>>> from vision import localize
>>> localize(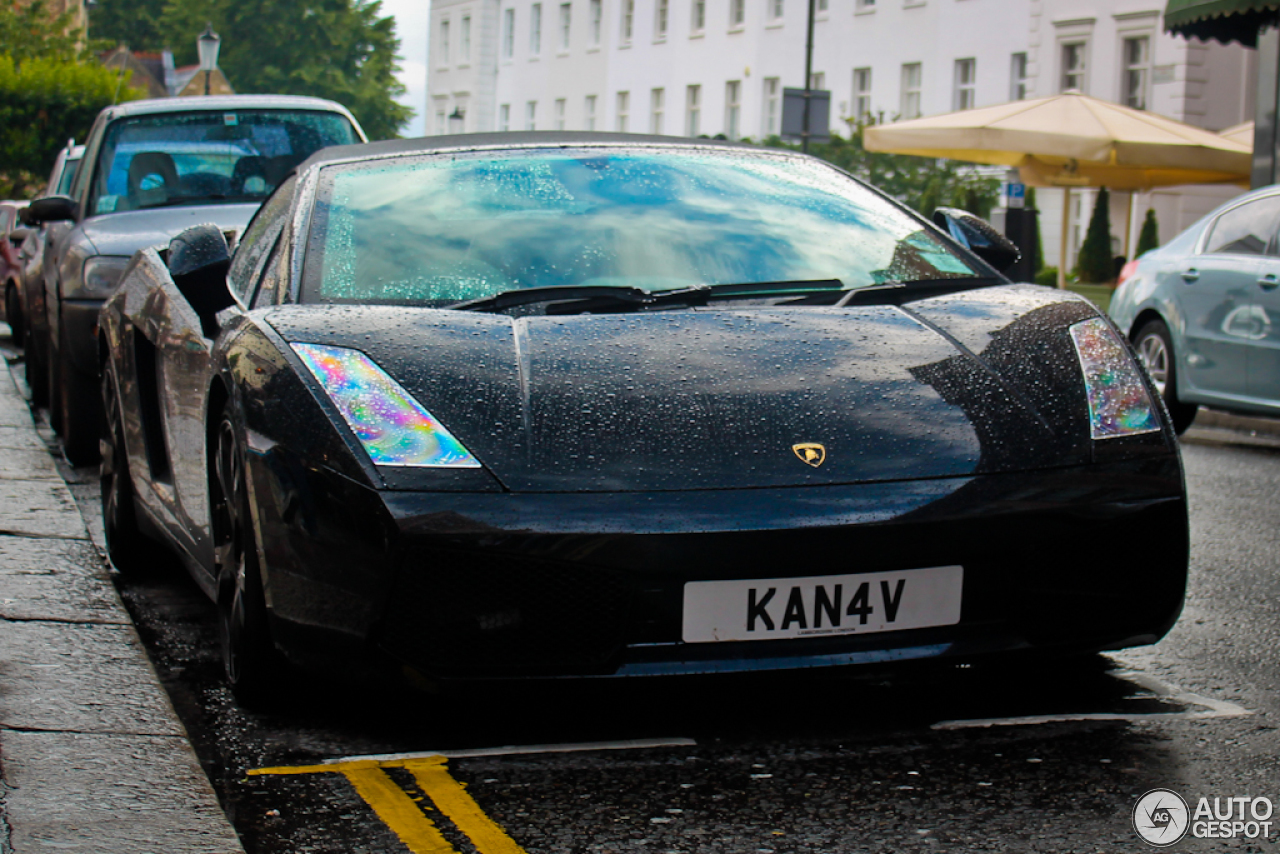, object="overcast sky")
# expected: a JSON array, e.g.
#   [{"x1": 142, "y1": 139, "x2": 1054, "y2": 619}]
[{"x1": 384, "y1": 0, "x2": 429, "y2": 137}]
